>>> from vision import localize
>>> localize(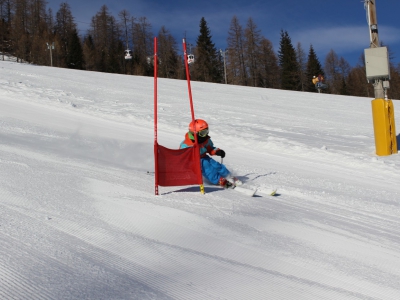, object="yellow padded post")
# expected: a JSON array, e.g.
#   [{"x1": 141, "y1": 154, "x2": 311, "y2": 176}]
[{"x1": 371, "y1": 99, "x2": 398, "y2": 156}]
